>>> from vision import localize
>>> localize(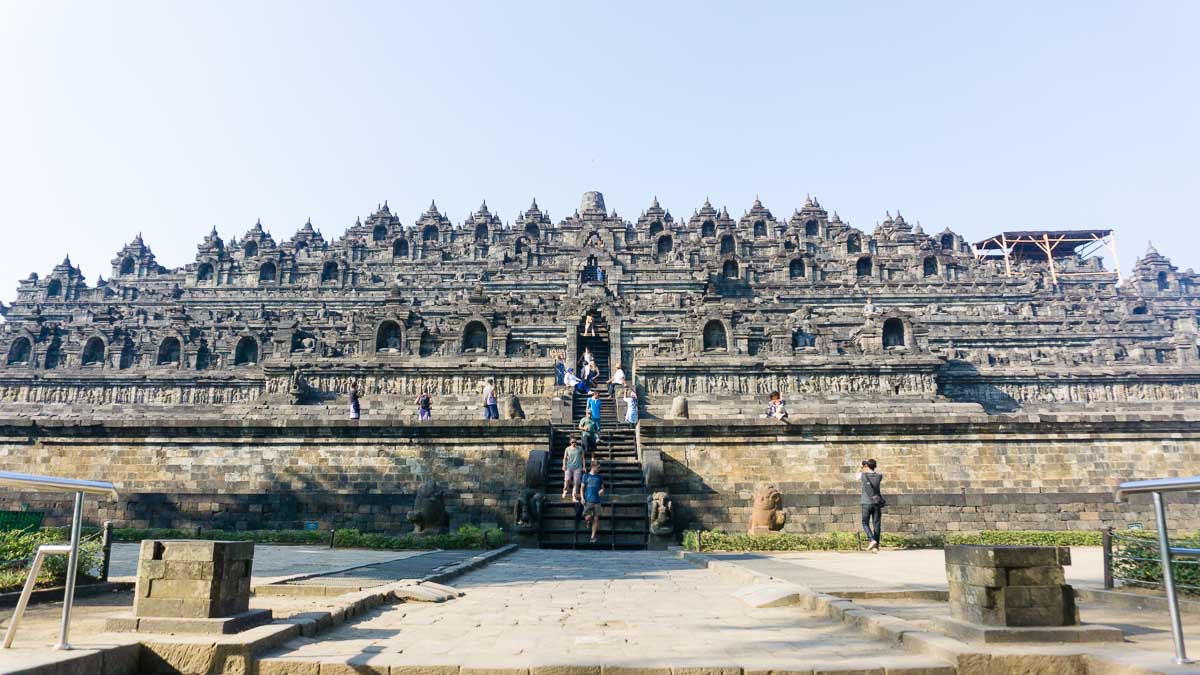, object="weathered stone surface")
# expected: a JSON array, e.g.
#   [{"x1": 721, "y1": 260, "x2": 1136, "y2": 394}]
[{"x1": 134, "y1": 540, "x2": 254, "y2": 621}]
